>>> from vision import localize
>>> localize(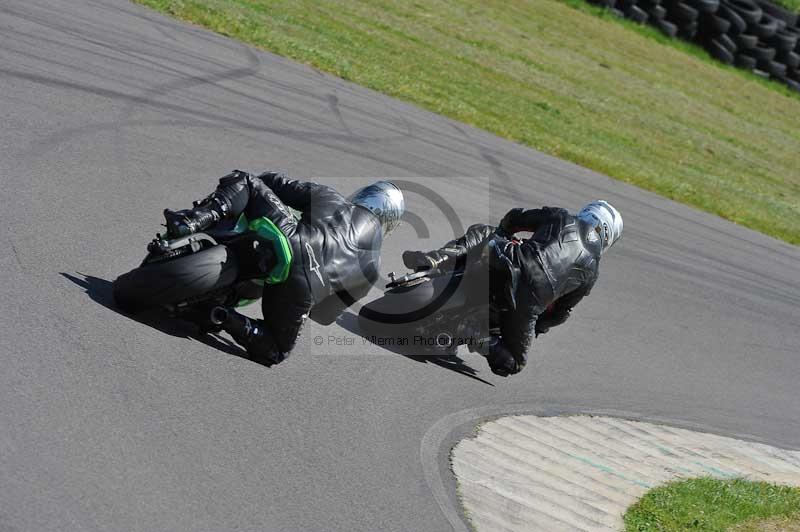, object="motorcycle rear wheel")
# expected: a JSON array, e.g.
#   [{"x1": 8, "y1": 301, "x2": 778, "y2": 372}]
[{"x1": 113, "y1": 245, "x2": 239, "y2": 313}]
